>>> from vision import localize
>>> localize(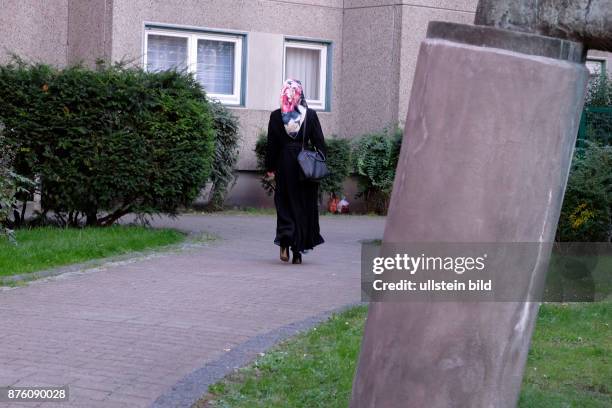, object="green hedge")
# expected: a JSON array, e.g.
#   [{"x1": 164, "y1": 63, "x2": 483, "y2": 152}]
[
  {"x1": 560, "y1": 74, "x2": 612, "y2": 241},
  {"x1": 207, "y1": 100, "x2": 241, "y2": 211},
  {"x1": 557, "y1": 142, "x2": 612, "y2": 242},
  {"x1": 0, "y1": 61, "x2": 215, "y2": 226},
  {"x1": 586, "y1": 73, "x2": 612, "y2": 107},
  {"x1": 321, "y1": 137, "x2": 351, "y2": 197},
  {"x1": 0, "y1": 124, "x2": 14, "y2": 237},
  {"x1": 0, "y1": 123, "x2": 33, "y2": 240},
  {"x1": 352, "y1": 127, "x2": 402, "y2": 214}
]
